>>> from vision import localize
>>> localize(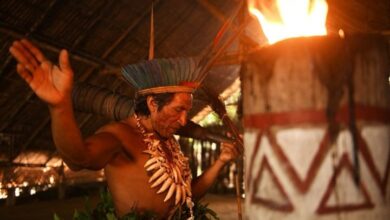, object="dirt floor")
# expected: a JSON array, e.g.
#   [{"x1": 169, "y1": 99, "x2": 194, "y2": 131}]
[{"x1": 0, "y1": 193, "x2": 243, "y2": 220}]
